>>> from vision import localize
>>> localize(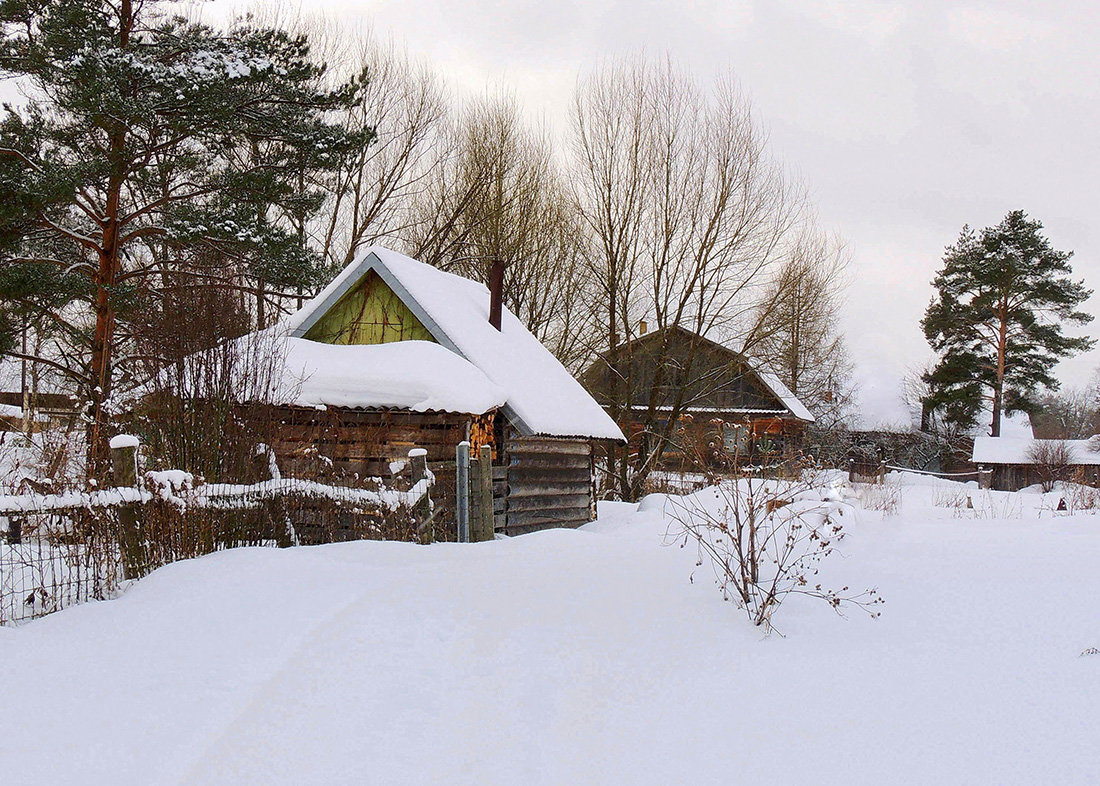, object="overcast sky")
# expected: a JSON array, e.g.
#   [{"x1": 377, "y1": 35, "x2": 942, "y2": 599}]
[{"x1": 219, "y1": 1, "x2": 1099, "y2": 425}]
